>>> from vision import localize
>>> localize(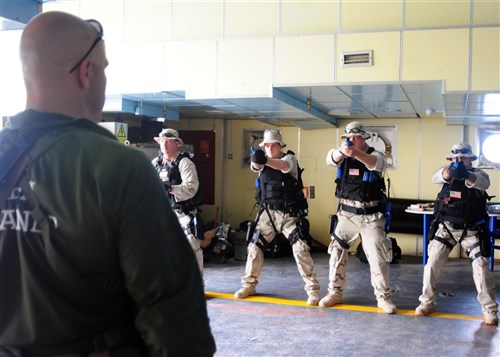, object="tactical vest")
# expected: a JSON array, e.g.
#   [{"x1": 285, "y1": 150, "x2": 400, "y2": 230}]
[
  {"x1": 256, "y1": 155, "x2": 306, "y2": 210},
  {"x1": 335, "y1": 147, "x2": 386, "y2": 203},
  {"x1": 155, "y1": 152, "x2": 202, "y2": 213},
  {"x1": 435, "y1": 171, "x2": 488, "y2": 226}
]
